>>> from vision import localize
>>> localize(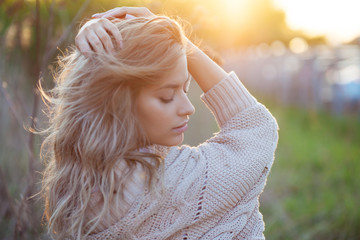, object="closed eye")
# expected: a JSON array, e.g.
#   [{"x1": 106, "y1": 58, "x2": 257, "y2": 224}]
[{"x1": 160, "y1": 97, "x2": 173, "y2": 103}]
